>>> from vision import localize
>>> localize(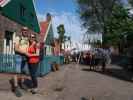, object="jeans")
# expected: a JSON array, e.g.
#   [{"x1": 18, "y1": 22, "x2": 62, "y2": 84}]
[
  {"x1": 21, "y1": 56, "x2": 27, "y2": 74},
  {"x1": 15, "y1": 52, "x2": 27, "y2": 74},
  {"x1": 28, "y1": 63, "x2": 38, "y2": 88}
]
